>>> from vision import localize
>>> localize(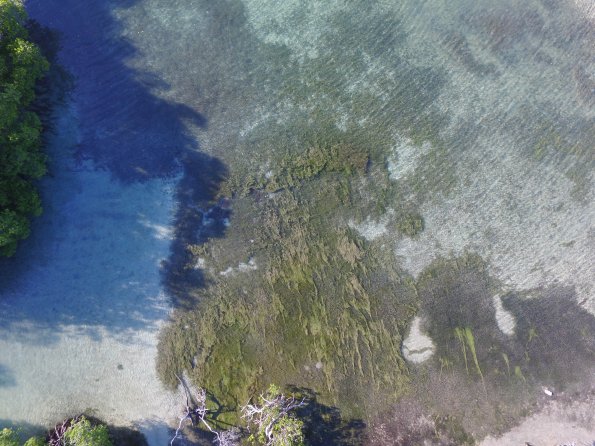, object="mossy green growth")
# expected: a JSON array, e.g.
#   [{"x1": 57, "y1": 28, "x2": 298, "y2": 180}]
[
  {"x1": 454, "y1": 327, "x2": 469, "y2": 374},
  {"x1": 265, "y1": 142, "x2": 369, "y2": 192},
  {"x1": 501, "y1": 352, "x2": 511, "y2": 377},
  {"x1": 159, "y1": 154, "x2": 418, "y2": 423},
  {"x1": 396, "y1": 212, "x2": 424, "y2": 237},
  {"x1": 454, "y1": 327, "x2": 484, "y2": 384},
  {"x1": 514, "y1": 365, "x2": 526, "y2": 382},
  {"x1": 220, "y1": 118, "x2": 377, "y2": 199}
]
